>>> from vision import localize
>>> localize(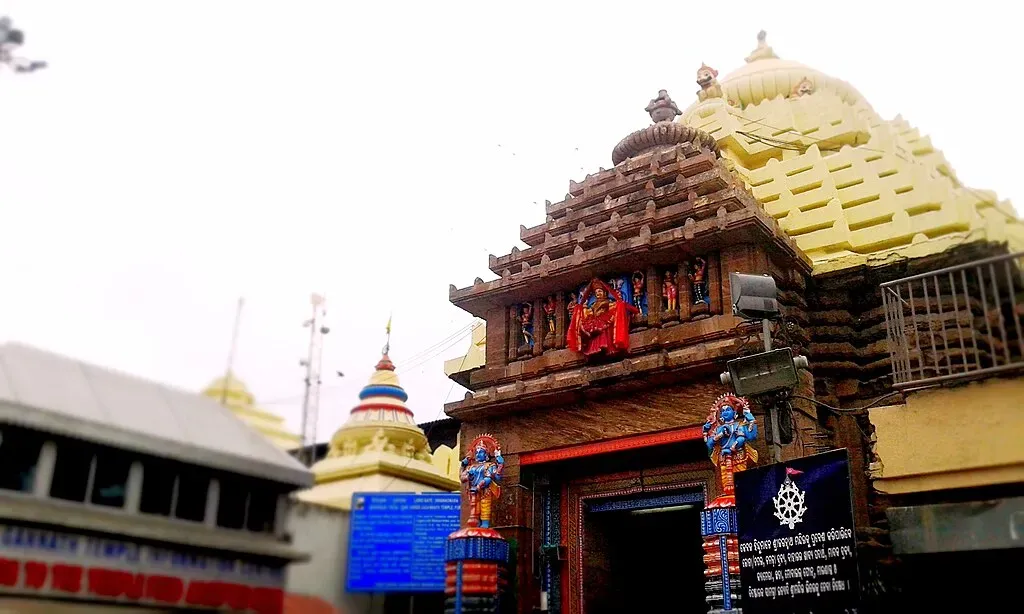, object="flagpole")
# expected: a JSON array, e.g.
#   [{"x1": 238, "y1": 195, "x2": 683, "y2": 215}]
[{"x1": 220, "y1": 297, "x2": 245, "y2": 406}]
